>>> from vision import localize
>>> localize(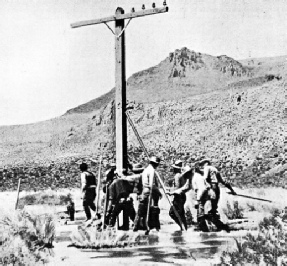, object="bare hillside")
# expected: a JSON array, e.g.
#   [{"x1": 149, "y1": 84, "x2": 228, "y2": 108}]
[{"x1": 0, "y1": 47, "x2": 287, "y2": 191}]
